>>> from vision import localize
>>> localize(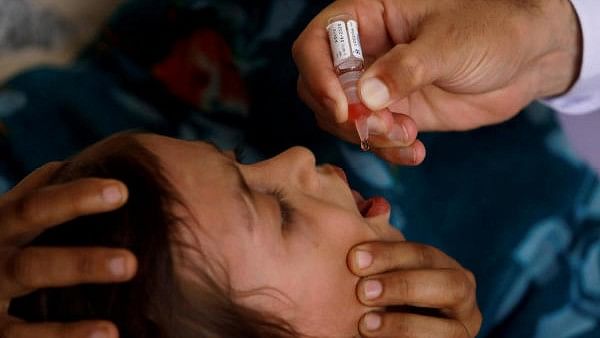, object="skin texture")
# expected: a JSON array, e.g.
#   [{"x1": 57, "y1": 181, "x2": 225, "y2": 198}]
[
  {"x1": 293, "y1": 0, "x2": 582, "y2": 165},
  {"x1": 0, "y1": 133, "x2": 481, "y2": 337}
]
